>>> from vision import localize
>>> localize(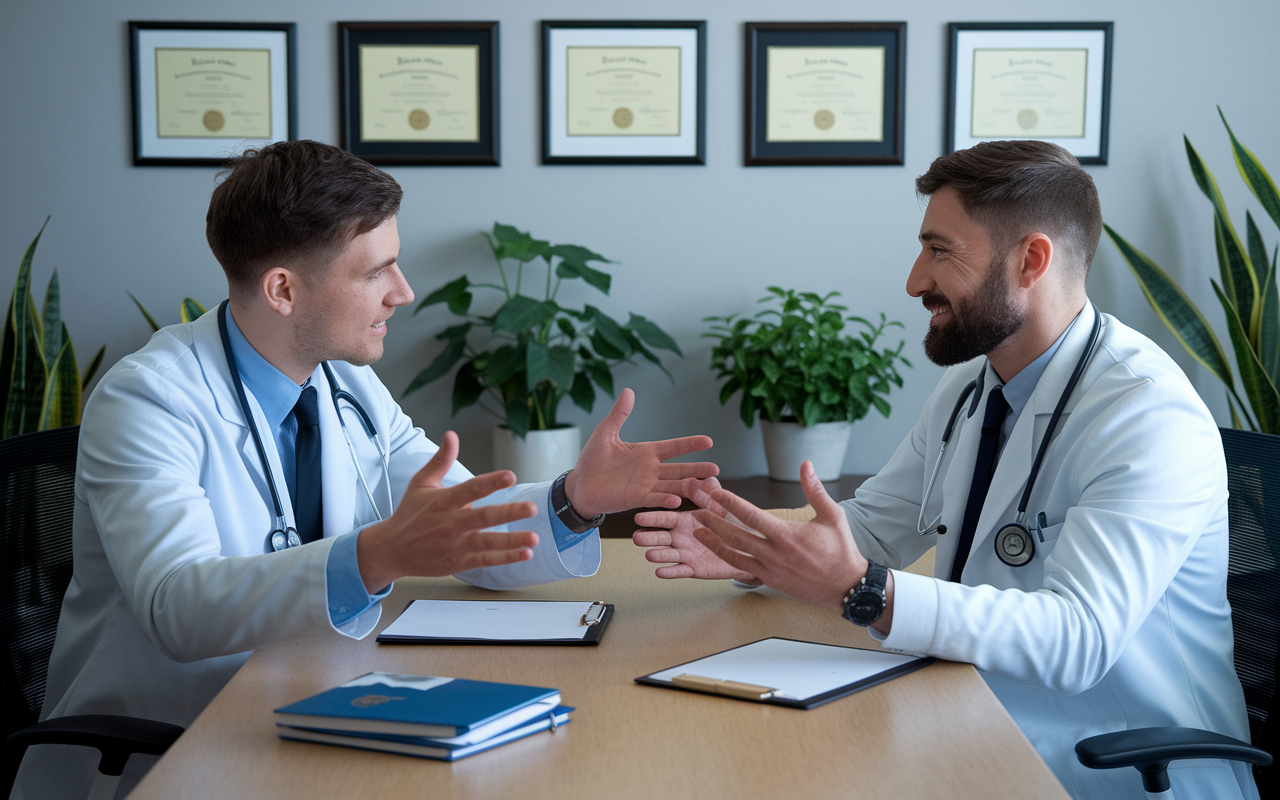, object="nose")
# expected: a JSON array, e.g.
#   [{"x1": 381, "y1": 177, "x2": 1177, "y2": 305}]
[
  {"x1": 388, "y1": 264, "x2": 415, "y2": 307},
  {"x1": 905, "y1": 250, "x2": 933, "y2": 298}
]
